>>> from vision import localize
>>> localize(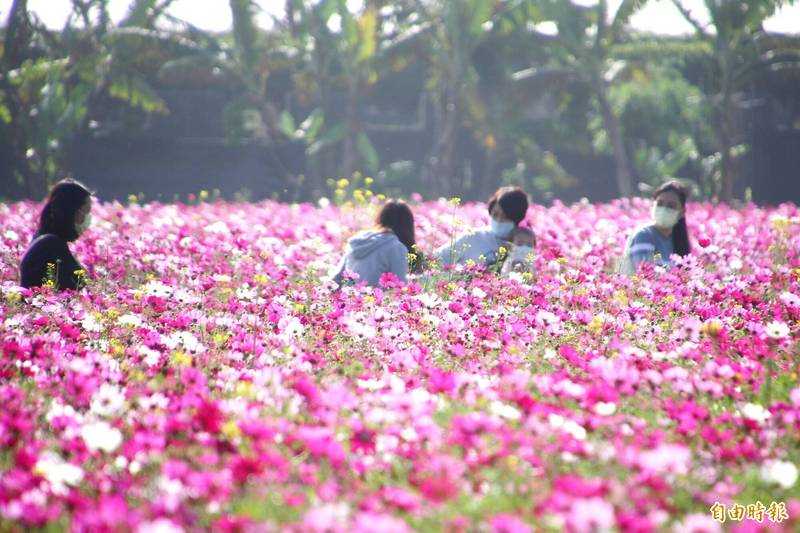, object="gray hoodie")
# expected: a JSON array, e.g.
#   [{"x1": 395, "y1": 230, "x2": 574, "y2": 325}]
[{"x1": 332, "y1": 231, "x2": 409, "y2": 288}]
